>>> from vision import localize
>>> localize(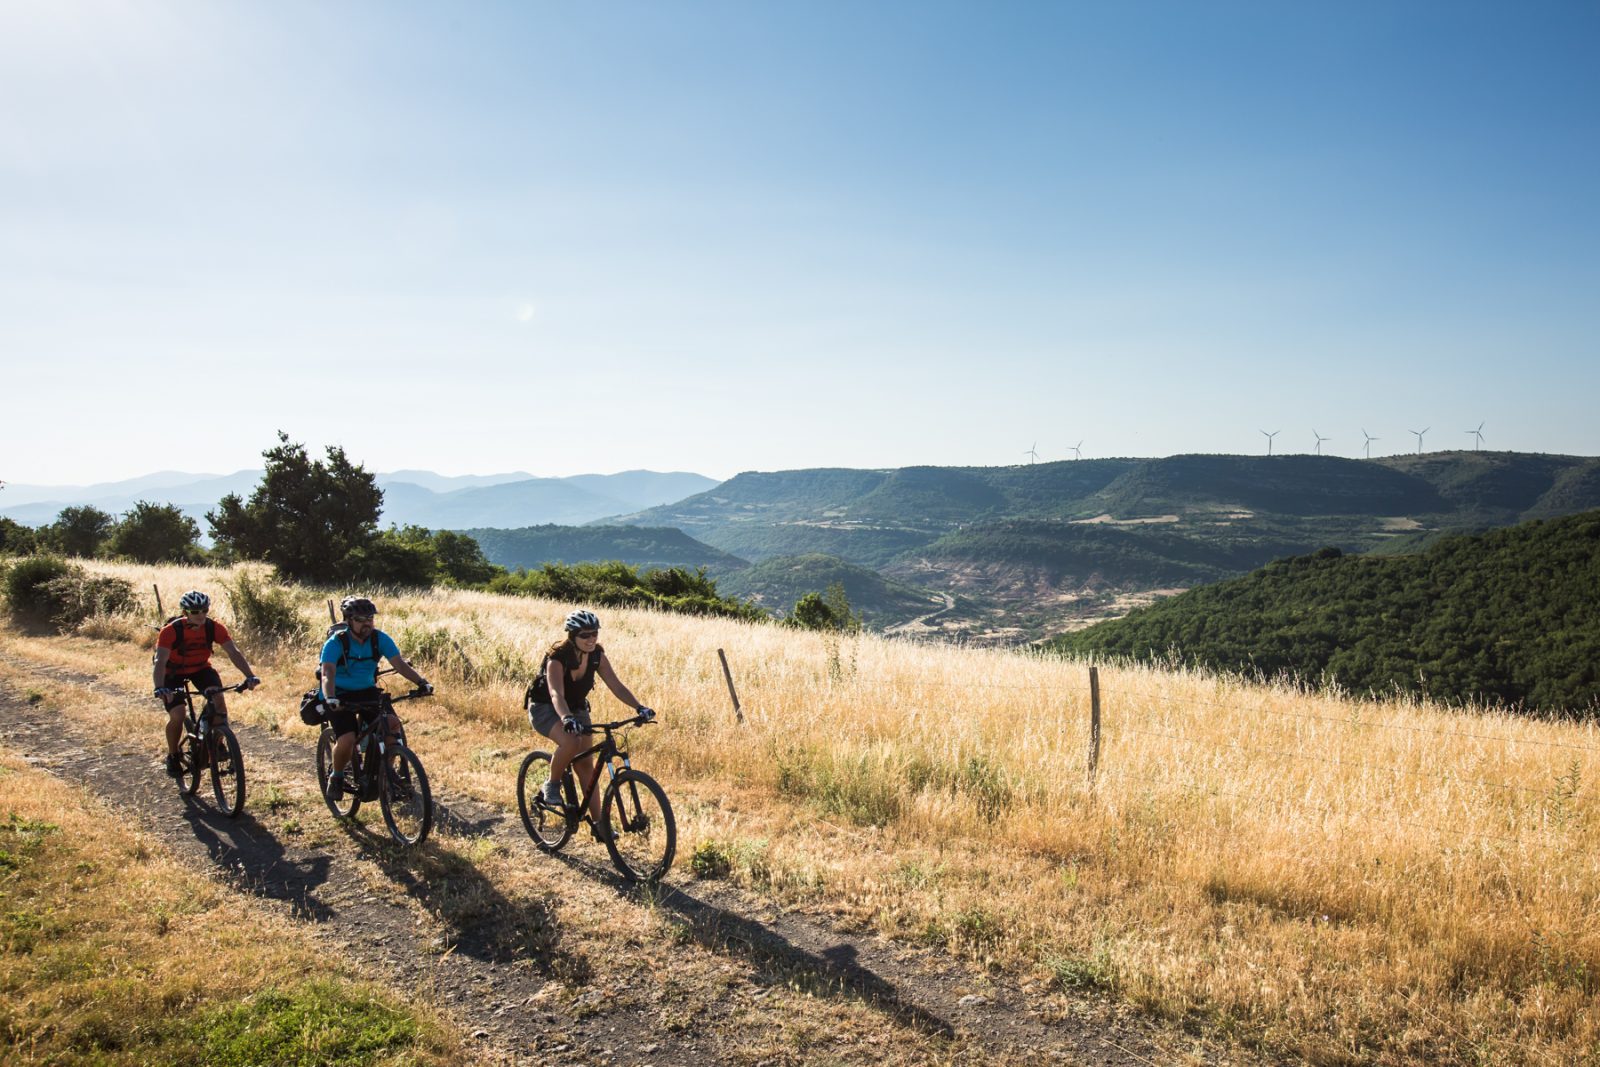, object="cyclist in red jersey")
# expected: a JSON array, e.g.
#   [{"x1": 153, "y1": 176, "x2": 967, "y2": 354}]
[{"x1": 152, "y1": 589, "x2": 260, "y2": 778}]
